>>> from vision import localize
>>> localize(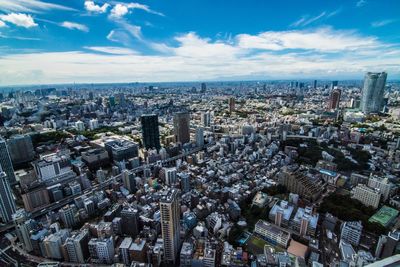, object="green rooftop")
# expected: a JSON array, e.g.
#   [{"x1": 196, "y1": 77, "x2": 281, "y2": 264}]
[{"x1": 369, "y1": 206, "x2": 399, "y2": 228}]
